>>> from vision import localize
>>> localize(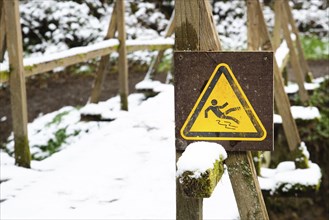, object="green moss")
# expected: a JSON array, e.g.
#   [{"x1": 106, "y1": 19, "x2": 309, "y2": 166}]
[
  {"x1": 46, "y1": 111, "x2": 70, "y2": 127},
  {"x1": 178, "y1": 160, "x2": 224, "y2": 198},
  {"x1": 56, "y1": 58, "x2": 65, "y2": 65},
  {"x1": 14, "y1": 135, "x2": 31, "y2": 168},
  {"x1": 120, "y1": 93, "x2": 128, "y2": 111},
  {"x1": 34, "y1": 128, "x2": 68, "y2": 160},
  {"x1": 293, "y1": 146, "x2": 309, "y2": 169},
  {"x1": 157, "y1": 52, "x2": 172, "y2": 74},
  {"x1": 78, "y1": 53, "x2": 86, "y2": 59},
  {"x1": 239, "y1": 158, "x2": 256, "y2": 191},
  {"x1": 301, "y1": 35, "x2": 329, "y2": 60},
  {"x1": 24, "y1": 65, "x2": 36, "y2": 72},
  {"x1": 0, "y1": 70, "x2": 9, "y2": 81},
  {"x1": 305, "y1": 71, "x2": 314, "y2": 83},
  {"x1": 274, "y1": 181, "x2": 321, "y2": 196}
]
